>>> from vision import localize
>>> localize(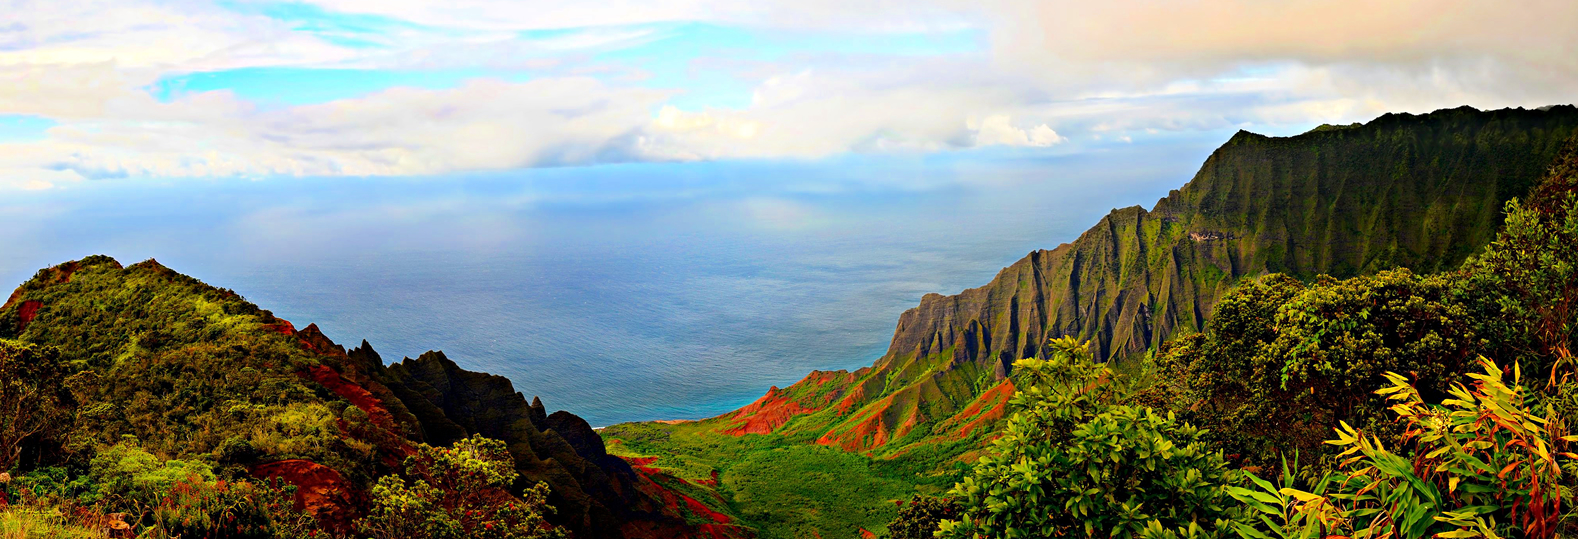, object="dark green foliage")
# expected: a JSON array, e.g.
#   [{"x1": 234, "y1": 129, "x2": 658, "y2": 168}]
[
  {"x1": 0, "y1": 339, "x2": 78, "y2": 471},
  {"x1": 358, "y1": 435, "x2": 565, "y2": 539},
  {"x1": 1455, "y1": 144, "x2": 1578, "y2": 381},
  {"x1": 884, "y1": 496, "x2": 961, "y2": 539},
  {"x1": 1159, "y1": 269, "x2": 1481, "y2": 467},
  {"x1": 940, "y1": 338, "x2": 1237, "y2": 539}
]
